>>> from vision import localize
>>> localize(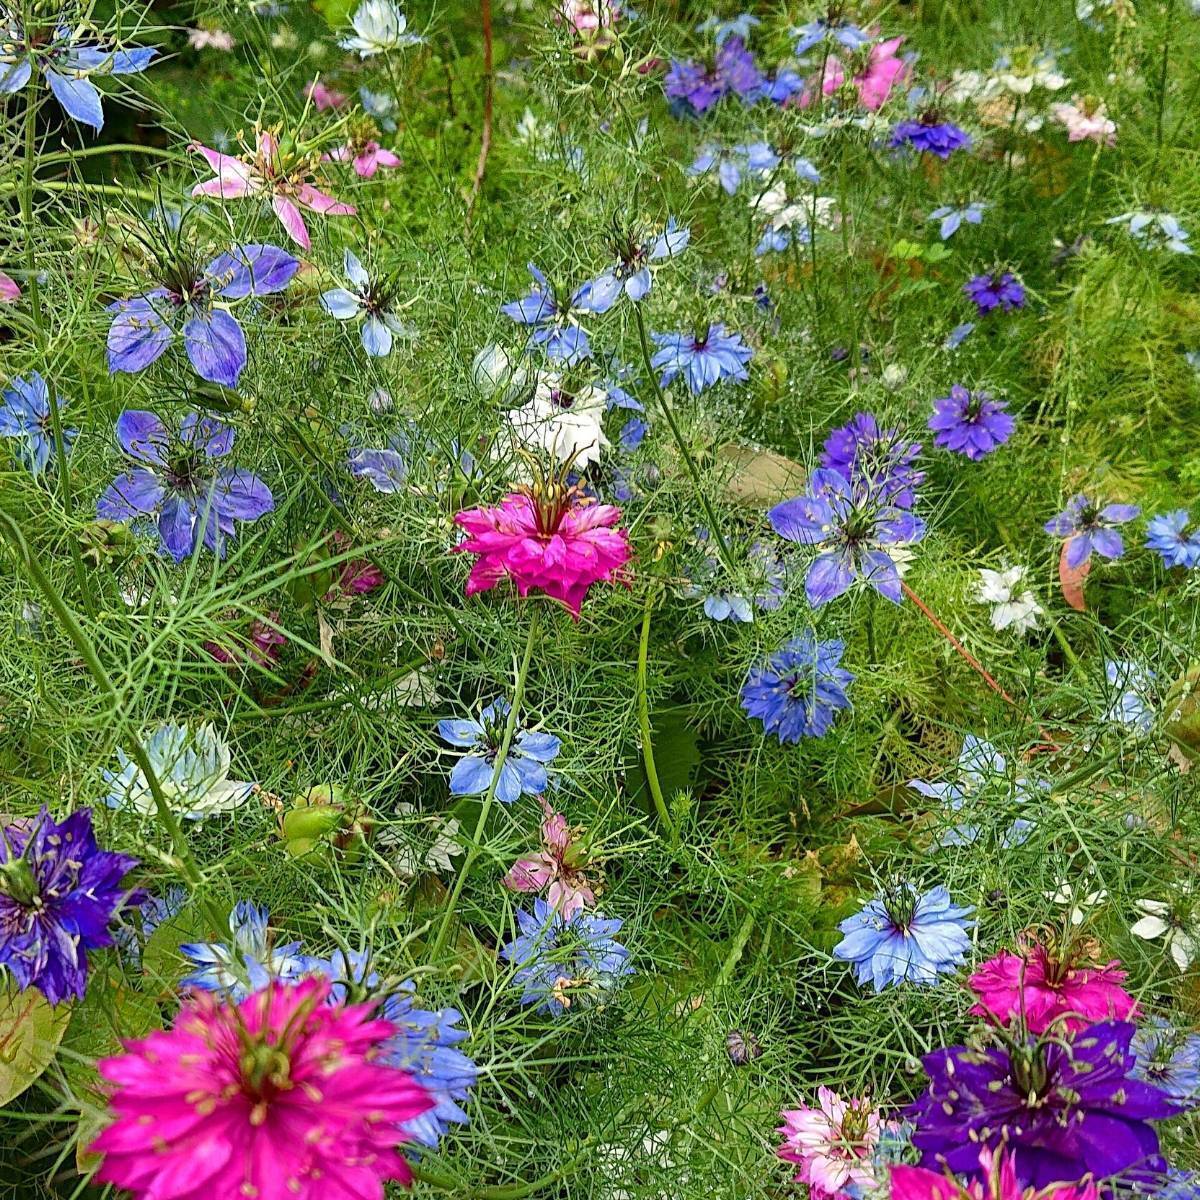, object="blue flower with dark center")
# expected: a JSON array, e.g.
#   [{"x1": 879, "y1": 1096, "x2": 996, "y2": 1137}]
[
  {"x1": 650, "y1": 322, "x2": 753, "y2": 394},
  {"x1": 741, "y1": 633, "x2": 853, "y2": 742},
  {"x1": 928, "y1": 386, "x2": 1015, "y2": 460},
  {"x1": 793, "y1": 16, "x2": 869, "y2": 55},
  {"x1": 1132, "y1": 1016, "x2": 1200, "y2": 1105},
  {"x1": 0, "y1": 372, "x2": 78, "y2": 475},
  {"x1": 1145, "y1": 510, "x2": 1200, "y2": 569},
  {"x1": 664, "y1": 35, "x2": 764, "y2": 116},
  {"x1": 1104, "y1": 659, "x2": 1155, "y2": 734},
  {"x1": 179, "y1": 901, "x2": 312, "y2": 999},
  {"x1": 833, "y1": 883, "x2": 974, "y2": 991},
  {"x1": 321, "y1": 250, "x2": 414, "y2": 357},
  {"x1": 437, "y1": 697, "x2": 561, "y2": 803},
  {"x1": 501, "y1": 263, "x2": 592, "y2": 365},
  {"x1": 890, "y1": 114, "x2": 972, "y2": 159},
  {"x1": 1044, "y1": 493, "x2": 1140, "y2": 568},
  {"x1": 964, "y1": 272, "x2": 1026, "y2": 315},
  {"x1": 575, "y1": 219, "x2": 689, "y2": 311},
  {"x1": 820, "y1": 412, "x2": 924, "y2": 508}
]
